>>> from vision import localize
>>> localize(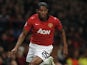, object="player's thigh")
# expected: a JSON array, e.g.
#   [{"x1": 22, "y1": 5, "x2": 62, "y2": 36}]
[
  {"x1": 26, "y1": 47, "x2": 34, "y2": 63},
  {"x1": 30, "y1": 56, "x2": 43, "y2": 65},
  {"x1": 35, "y1": 45, "x2": 53, "y2": 61}
]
